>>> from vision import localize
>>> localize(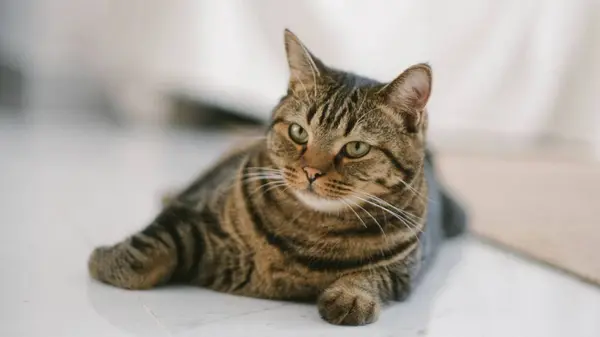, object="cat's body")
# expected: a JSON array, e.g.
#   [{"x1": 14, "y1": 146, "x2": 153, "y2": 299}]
[{"x1": 88, "y1": 30, "x2": 466, "y2": 326}]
